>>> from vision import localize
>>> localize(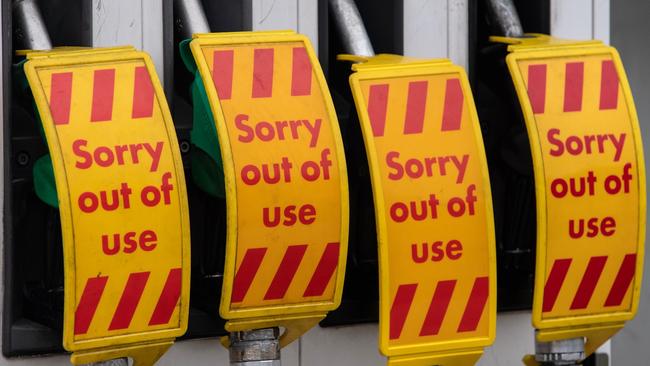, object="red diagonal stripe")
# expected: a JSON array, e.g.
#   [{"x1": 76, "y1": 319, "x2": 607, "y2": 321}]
[
  {"x1": 527, "y1": 64, "x2": 547, "y2": 114},
  {"x1": 367, "y1": 84, "x2": 389, "y2": 137},
  {"x1": 50, "y1": 72, "x2": 73, "y2": 125},
  {"x1": 303, "y1": 242, "x2": 340, "y2": 297},
  {"x1": 403, "y1": 81, "x2": 428, "y2": 134},
  {"x1": 232, "y1": 248, "x2": 267, "y2": 303},
  {"x1": 605, "y1": 254, "x2": 636, "y2": 307},
  {"x1": 291, "y1": 47, "x2": 312, "y2": 96},
  {"x1": 600, "y1": 60, "x2": 619, "y2": 110},
  {"x1": 252, "y1": 48, "x2": 274, "y2": 98},
  {"x1": 543, "y1": 259, "x2": 572, "y2": 312},
  {"x1": 132, "y1": 66, "x2": 154, "y2": 118},
  {"x1": 458, "y1": 277, "x2": 489, "y2": 332},
  {"x1": 264, "y1": 245, "x2": 308, "y2": 300},
  {"x1": 108, "y1": 272, "x2": 150, "y2": 330},
  {"x1": 563, "y1": 62, "x2": 584, "y2": 112},
  {"x1": 570, "y1": 256, "x2": 608, "y2": 310},
  {"x1": 91, "y1": 69, "x2": 116, "y2": 122},
  {"x1": 390, "y1": 284, "x2": 417, "y2": 340},
  {"x1": 441, "y1": 78, "x2": 464, "y2": 131},
  {"x1": 419, "y1": 280, "x2": 456, "y2": 336},
  {"x1": 149, "y1": 268, "x2": 182, "y2": 326},
  {"x1": 74, "y1": 276, "x2": 108, "y2": 335},
  {"x1": 212, "y1": 50, "x2": 234, "y2": 100}
]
